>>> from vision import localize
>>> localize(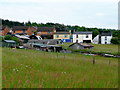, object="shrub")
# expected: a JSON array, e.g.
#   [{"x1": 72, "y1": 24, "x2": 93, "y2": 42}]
[{"x1": 111, "y1": 37, "x2": 120, "y2": 44}]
